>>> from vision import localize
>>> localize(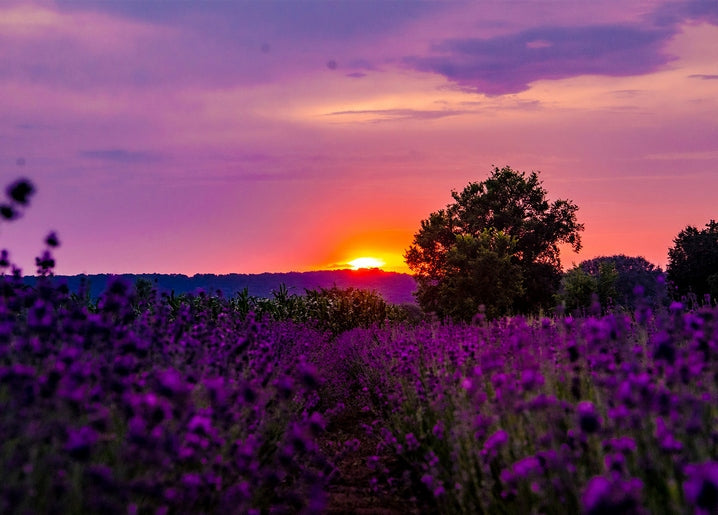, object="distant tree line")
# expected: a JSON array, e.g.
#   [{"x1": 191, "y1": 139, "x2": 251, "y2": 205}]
[{"x1": 21, "y1": 269, "x2": 417, "y2": 306}]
